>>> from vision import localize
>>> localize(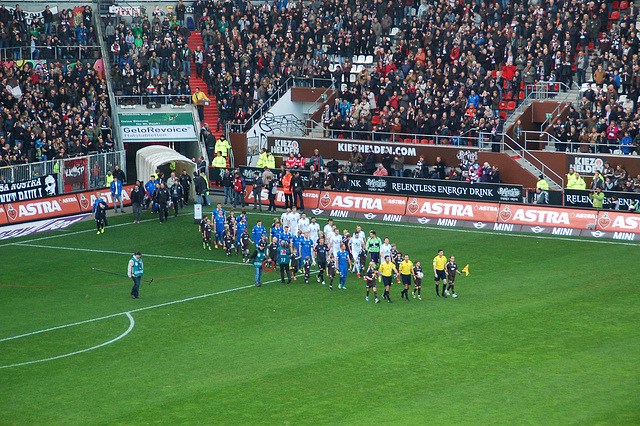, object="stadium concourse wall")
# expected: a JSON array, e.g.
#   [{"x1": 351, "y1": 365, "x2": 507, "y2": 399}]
[
  {"x1": 0, "y1": 185, "x2": 135, "y2": 227},
  {"x1": 242, "y1": 185, "x2": 640, "y2": 241}
]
